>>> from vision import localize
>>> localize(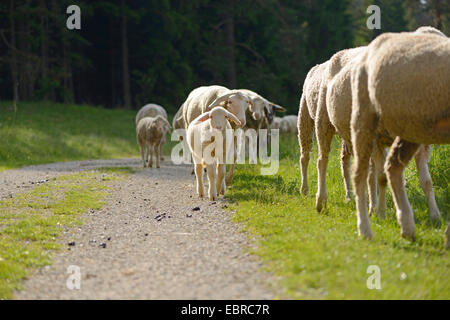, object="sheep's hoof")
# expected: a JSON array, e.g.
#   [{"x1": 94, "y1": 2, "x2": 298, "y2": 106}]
[
  {"x1": 401, "y1": 229, "x2": 416, "y2": 242},
  {"x1": 156, "y1": 165, "x2": 160, "y2": 169},
  {"x1": 315, "y1": 195, "x2": 326, "y2": 213},
  {"x1": 429, "y1": 211, "x2": 441, "y2": 227},
  {"x1": 300, "y1": 185, "x2": 308, "y2": 196},
  {"x1": 344, "y1": 193, "x2": 353, "y2": 203},
  {"x1": 358, "y1": 227, "x2": 373, "y2": 240}
]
